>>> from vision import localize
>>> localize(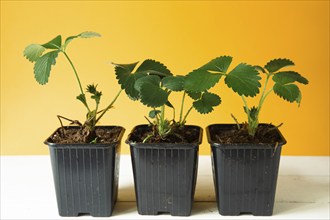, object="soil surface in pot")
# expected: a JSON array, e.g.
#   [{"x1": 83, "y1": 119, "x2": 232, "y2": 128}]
[
  {"x1": 129, "y1": 125, "x2": 200, "y2": 144},
  {"x1": 210, "y1": 124, "x2": 283, "y2": 144},
  {"x1": 50, "y1": 126, "x2": 122, "y2": 144}
]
